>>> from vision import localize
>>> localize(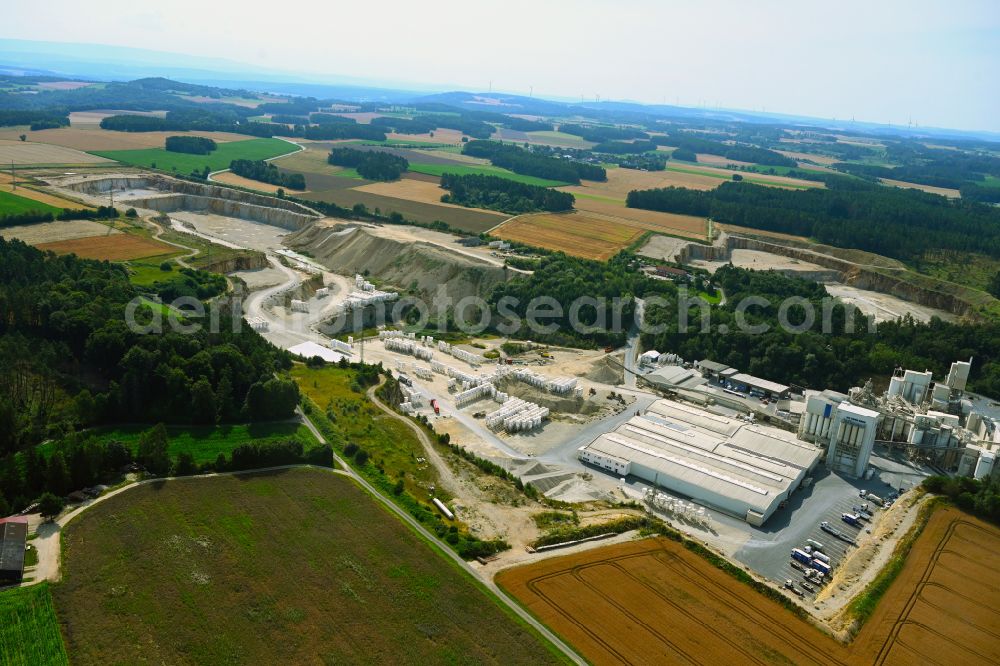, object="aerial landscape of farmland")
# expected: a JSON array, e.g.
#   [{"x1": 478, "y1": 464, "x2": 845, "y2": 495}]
[{"x1": 1, "y1": 3, "x2": 999, "y2": 665}]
